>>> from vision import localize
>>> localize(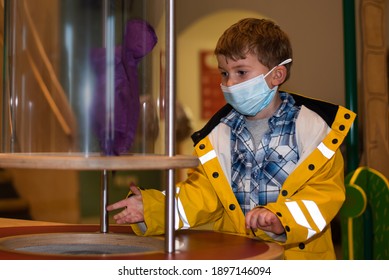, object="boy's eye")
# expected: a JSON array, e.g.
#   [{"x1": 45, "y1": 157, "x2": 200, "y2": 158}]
[
  {"x1": 237, "y1": 70, "x2": 247, "y2": 76},
  {"x1": 220, "y1": 71, "x2": 228, "y2": 78}
]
